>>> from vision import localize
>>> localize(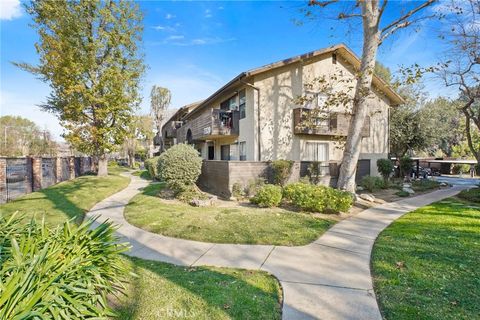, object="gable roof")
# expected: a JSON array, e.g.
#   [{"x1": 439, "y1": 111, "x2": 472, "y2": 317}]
[{"x1": 165, "y1": 44, "x2": 404, "y2": 124}]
